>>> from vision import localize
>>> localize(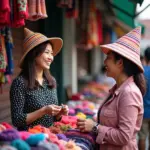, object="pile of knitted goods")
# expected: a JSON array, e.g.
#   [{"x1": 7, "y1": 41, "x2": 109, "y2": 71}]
[
  {"x1": 49, "y1": 115, "x2": 78, "y2": 134},
  {"x1": 65, "y1": 129, "x2": 96, "y2": 150},
  {"x1": 67, "y1": 100, "x2": 96, "y2": 119},
  {"x1": 0, "y1": 122, "x2": 82, "y2": 150},
  {"x1": 51, "y1": 116, "x2": 96, "y2": 150}
]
